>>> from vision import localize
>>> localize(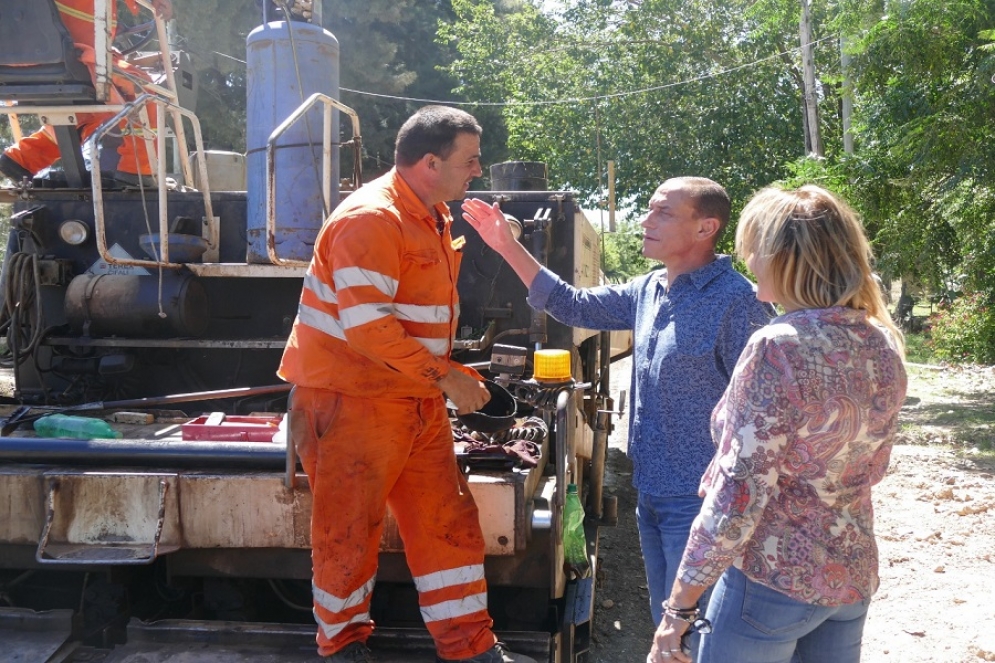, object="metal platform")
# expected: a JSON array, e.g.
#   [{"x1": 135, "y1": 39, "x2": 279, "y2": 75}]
[{"x1": 101, "y1": 620, "x2": 550, "y2": 663}]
